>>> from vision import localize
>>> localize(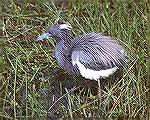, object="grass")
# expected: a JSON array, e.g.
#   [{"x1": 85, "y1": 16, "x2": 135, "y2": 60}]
[{"x1": 1, "y1": 0, "x2": 149, "y2": 119}]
